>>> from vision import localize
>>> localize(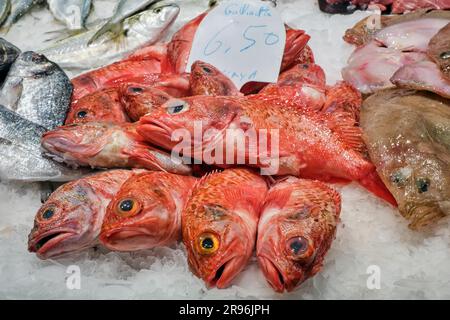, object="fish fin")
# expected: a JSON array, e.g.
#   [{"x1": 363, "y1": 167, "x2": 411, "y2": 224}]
[
  {"x1": 88, "y1": 21, "x2": 123, "y2": 45},
  {"x1": 222, "y1": 182, "x2": 267, "y2": 214},
  {"x1": 359, "y1": 171, "x2": 397, "y2": 206},
  {"x1": 325, "y1": 111, "x2": 366, "y2": 154},
  {"x1": 44, "y1": 28, "x2": 87, "y2": 43}
]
